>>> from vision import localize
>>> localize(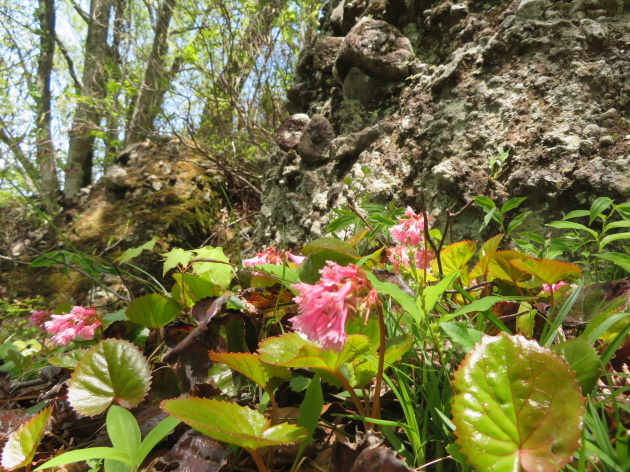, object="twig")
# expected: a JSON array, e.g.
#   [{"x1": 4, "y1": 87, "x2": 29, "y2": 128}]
[
  {"x1": 26, "y1": 246, "x2": 131, "y2": 303},
  {"x1": 201, "y1": 211, "x2": 260, "y2": 247},
  {"x1": 162, "y1": 293, "x2": 231, "y2": 363},
  {"x1": 445, "y1": 281, "x2": 495, "y2": 293}
]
